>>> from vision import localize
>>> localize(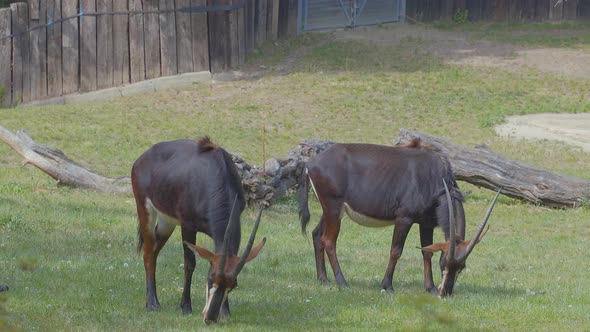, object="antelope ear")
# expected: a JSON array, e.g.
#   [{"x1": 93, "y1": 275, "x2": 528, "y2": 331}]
[
  {"x1": 245, "y1": 237, "x2": 267, "y2": 263},
  {"x1": 184, "y1": 241, "x2": 215, "y2": 263},
  {"x1": 420, "y1": 242, "x2": 449, "y2": 253}
]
